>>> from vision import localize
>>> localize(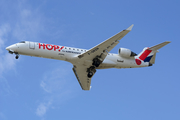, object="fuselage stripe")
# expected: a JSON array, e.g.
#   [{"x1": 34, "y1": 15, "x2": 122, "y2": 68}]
[{"x1": 139, "y1": 49, "x2": 152, "y2": 61}]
